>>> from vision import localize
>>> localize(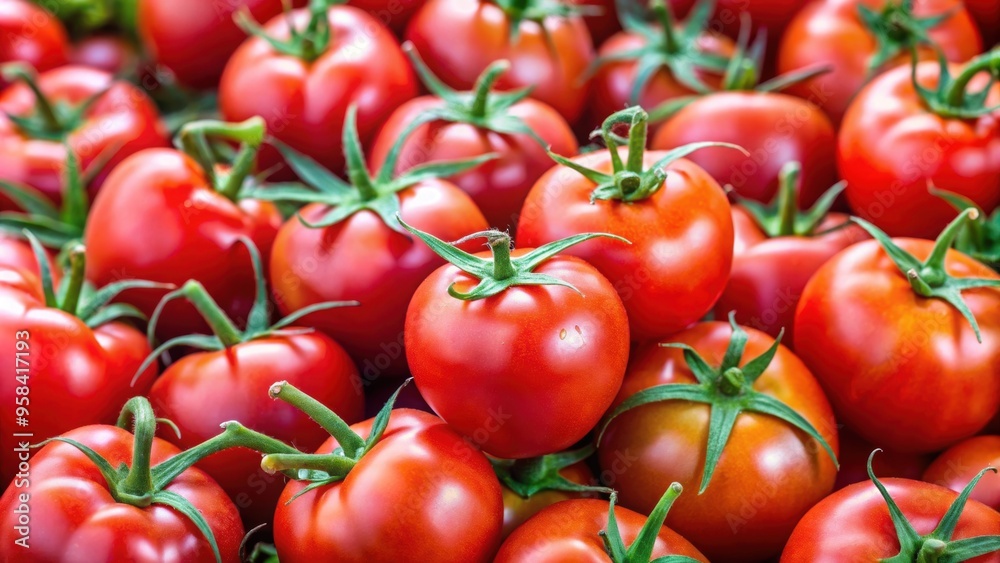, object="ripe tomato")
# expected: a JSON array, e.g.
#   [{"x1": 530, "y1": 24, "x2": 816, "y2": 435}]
[
  {"x1": 69, "y1": 35, "x2": 139, "y2": 75},
  {"x1": 348, "y1": 0, "x2": 424, "y2": 32},
  {"x1": 794, "y1": 212, "x2": 1000, "y2": 453},
  {"x1": 834, "y1": 429, "x2": 931, "y2": 491},
  {"x1": 778, "y1": 0, "x2": 981, "y2": 125},
  {"x1": 0, "y1": 65, "x2": 168, "y2": 207},
  {"x1": 403, "y1": 222, "x2": 630, "y2": 459},
  {"x1": 839, "y1": 55, "x2": 1000, "y2": 239},
  {"x1": 925, "y1": 436, "x2": 1000, "y2": 511},
  {"x1": 0, "y1": 0, "x2": 68, "y2": 89},
  {"x1": 370, "y1": 46, "x2": 577, "y2": 232},
  {"x1": 219, "y1": 4, "x2": 416, "y2": 177},
  {"x1": 965, "y1": 0, "x2": 1000, "y2": 45},
  {"x1": 598, "y1": 319, "x2": 839, "y2": 562},
  {"x1": 405, "y1": 0, "x2": 595, "y2": 123},
  {"x1": 0, "y1": 232, "x2": 54, "y2": 278},
  {"x1": 519, "y1": 107, "x2": 734, "y2": 341}
]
